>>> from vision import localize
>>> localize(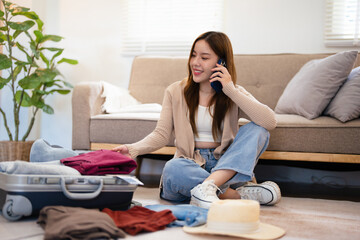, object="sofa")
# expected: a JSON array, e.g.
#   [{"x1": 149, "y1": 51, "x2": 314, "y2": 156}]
[{"x1": 72, "y1": 53, "x2": 360, "y2": 175}]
